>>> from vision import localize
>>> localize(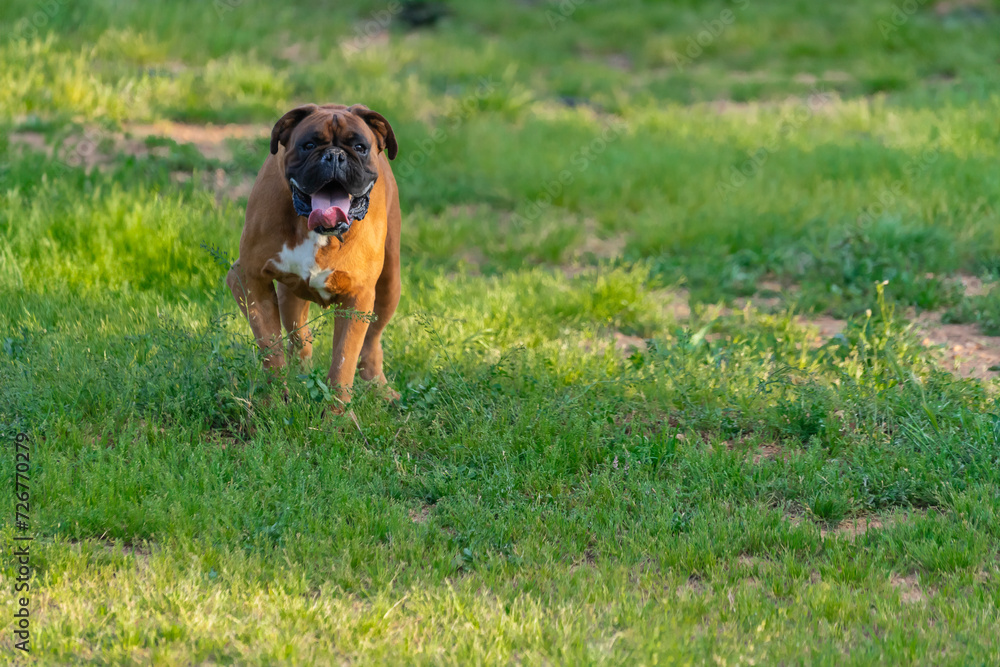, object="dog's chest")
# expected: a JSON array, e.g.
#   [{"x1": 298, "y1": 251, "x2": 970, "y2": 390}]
[{"x1": 267, "y1": 233, "x2": 337, "y2": 300}]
